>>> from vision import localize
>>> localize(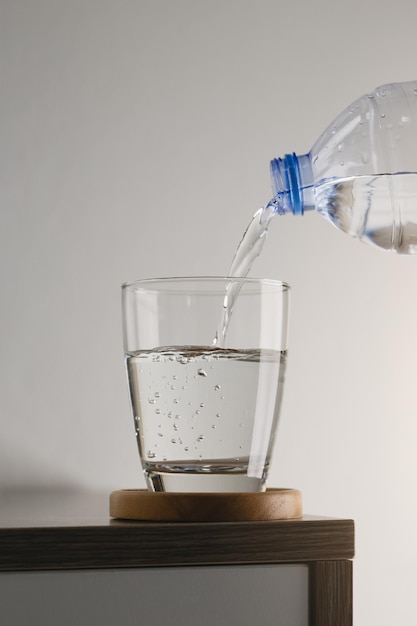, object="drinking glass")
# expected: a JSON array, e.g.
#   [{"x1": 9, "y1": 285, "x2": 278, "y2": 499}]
[{"x1": 122, "y1": 277, "x2": 290, "y2": 492}]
